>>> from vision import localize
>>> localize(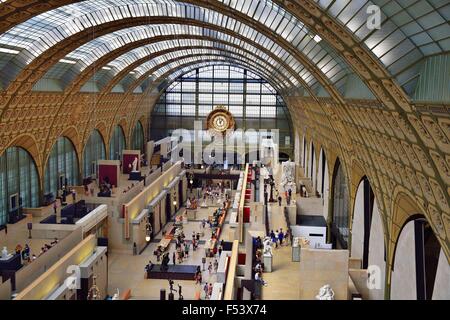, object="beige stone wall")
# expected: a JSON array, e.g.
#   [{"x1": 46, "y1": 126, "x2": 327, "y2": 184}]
[
  {"x1": 0, "y1": 91, "x2": 157, "y2": 195},
  {"x1": 288, "y1": 96, "x2": 450, "y2": 298},
  {"x1": 298, "y1": 248, "x2": 349, "y2": 300}
]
